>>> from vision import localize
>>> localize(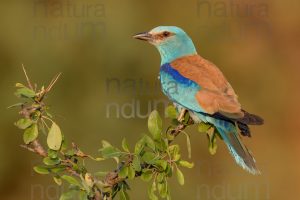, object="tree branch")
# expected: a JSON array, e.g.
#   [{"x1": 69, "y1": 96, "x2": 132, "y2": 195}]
[{"x1": 12, "y1": 68, "x2": 199, "y2": 200}]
